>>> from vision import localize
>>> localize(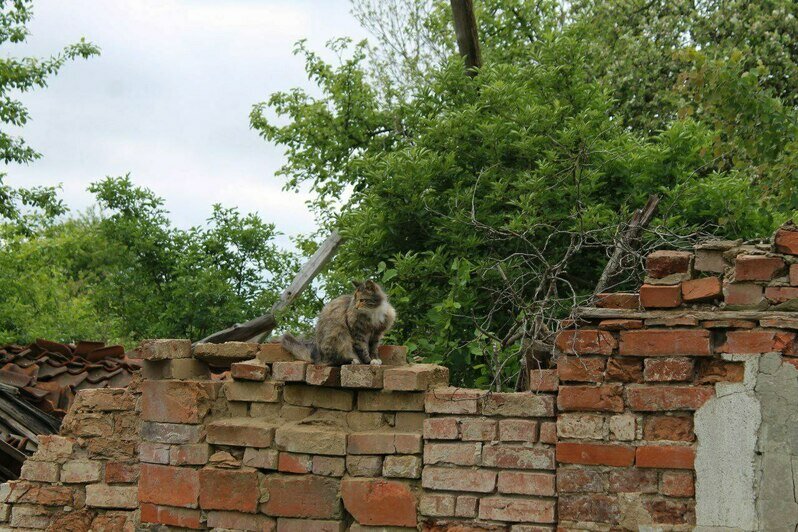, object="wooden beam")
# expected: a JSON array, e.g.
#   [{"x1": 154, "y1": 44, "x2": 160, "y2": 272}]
[
  {"x1": 575, "y1": 307, "x2": 798, "y2": 322},
  {"x1": 450, "y1": 0, "x2": 481, "y2": 75},
  {"x1": 197, "y1": 231, "x2": 343, "y2": 344}
]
